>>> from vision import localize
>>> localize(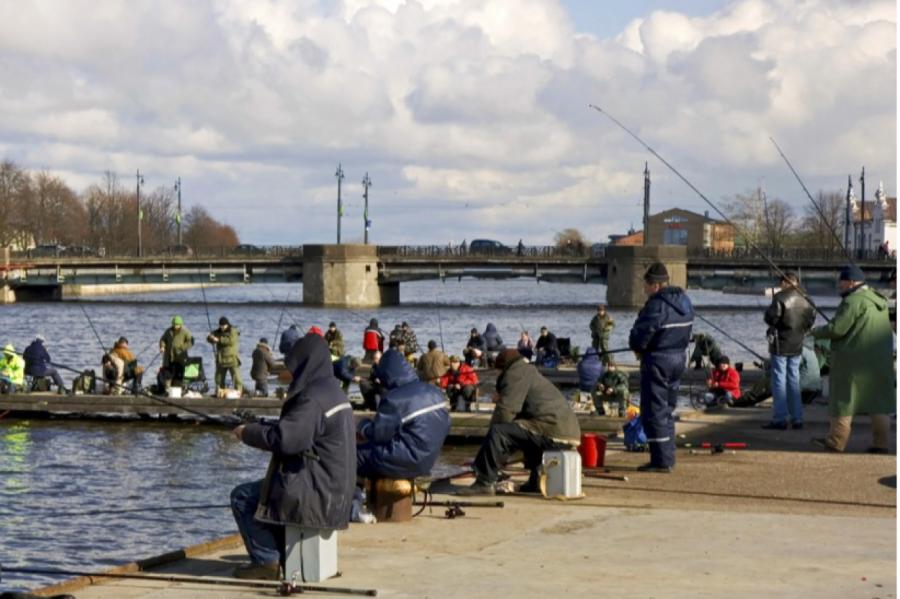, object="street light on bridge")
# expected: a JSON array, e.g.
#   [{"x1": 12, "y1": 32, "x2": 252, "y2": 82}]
[
  {"x1": 362, "y1": 172, "x2": 372, "y2": 245},
  {"x1": 136, "y1": 169, "x2": 145, "y2": 257},
  {"x1": 335, "y1": 163, "x2": 345, "y2": 244}
]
